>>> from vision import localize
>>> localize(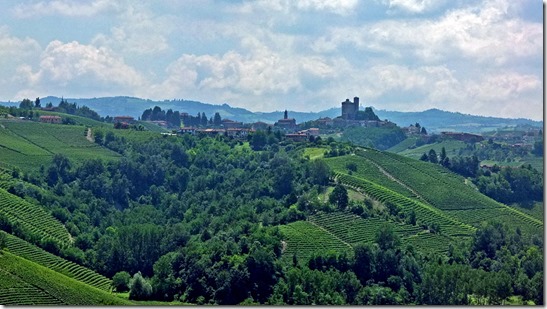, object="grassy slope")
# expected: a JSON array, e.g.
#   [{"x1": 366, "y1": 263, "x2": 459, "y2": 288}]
[
  {"x1": 0, "y1": 188, "x2": 71, "y2": 245},
  {"x1": 386, "y1": 136, "x2": 419, "y2": 153},
  {"x1": 298, "y1": 147, "x2": 542, "y2": 259},
  {"x1": 397, "y1": 139, "x2": 466, "y2": 159},
  {"x1": 0, "y1": 251, "x2": 131, "y2": 305},
  {"x1": 3, "y1": 232, "x2": 111, "y2": 291},
  {"x1": 0, "y1": 120, "x2": 120, "y2": 172}
]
